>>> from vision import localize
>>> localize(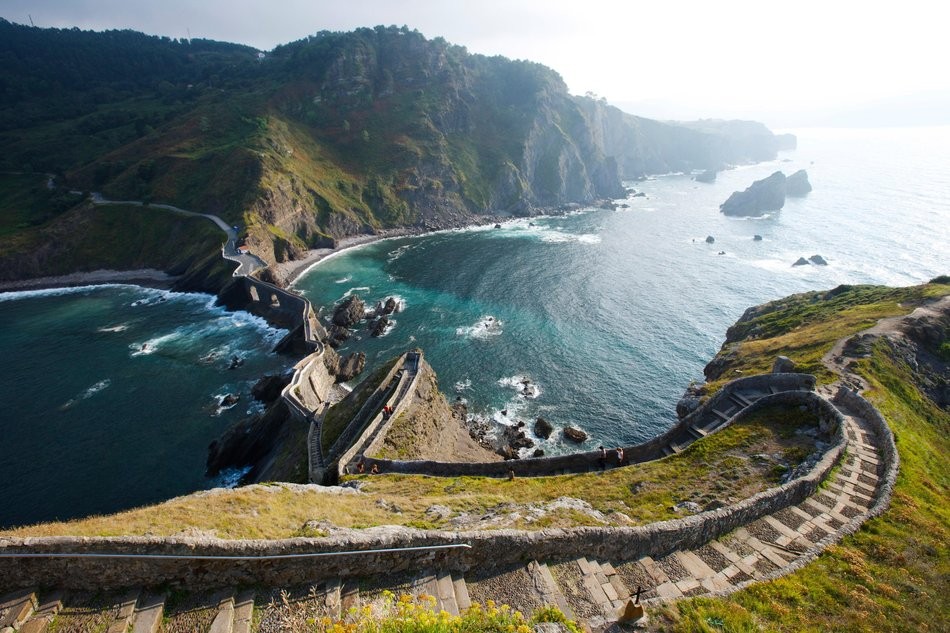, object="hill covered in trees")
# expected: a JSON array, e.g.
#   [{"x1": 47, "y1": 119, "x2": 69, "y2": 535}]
[{"x1": 0, "y1": 20, "x2": 785, "y2": 287}]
